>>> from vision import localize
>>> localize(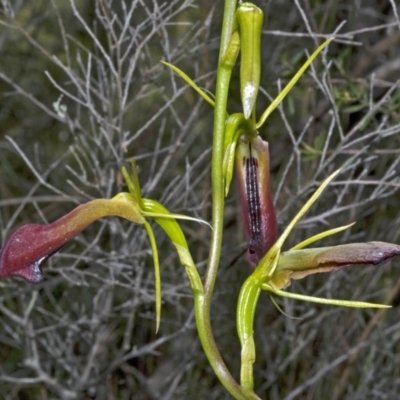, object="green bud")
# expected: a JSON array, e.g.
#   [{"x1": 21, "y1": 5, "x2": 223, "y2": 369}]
[
  {"x1": 236, "y1": 2, "x2": 263, "y2": 119},
  {"x1": 220, "y1": 29, "x2": 240, "y2": 70}
]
